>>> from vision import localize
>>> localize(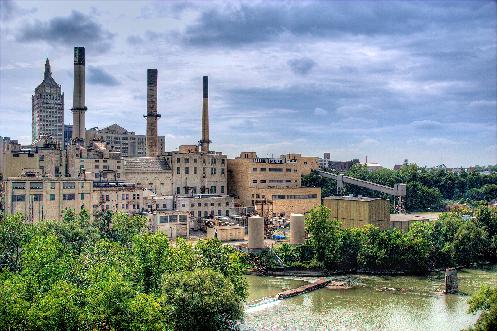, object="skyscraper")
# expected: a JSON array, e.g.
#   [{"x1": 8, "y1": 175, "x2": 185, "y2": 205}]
[{"x1": 32, "y1": 59, "x2": 64, "y2": 145}]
